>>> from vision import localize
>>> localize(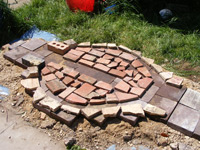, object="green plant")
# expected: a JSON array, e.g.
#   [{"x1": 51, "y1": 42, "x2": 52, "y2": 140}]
[{"x1": 66, "y1": 145, "x2": 86, "y2": 150}]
